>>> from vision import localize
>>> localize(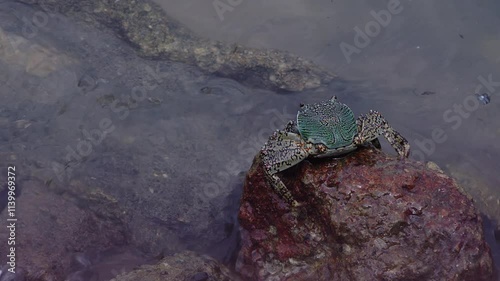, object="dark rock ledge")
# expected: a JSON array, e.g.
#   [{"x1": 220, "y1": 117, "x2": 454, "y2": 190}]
[{"x1": 16, "y1": 0, "x2": 335, "y2": 92}]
